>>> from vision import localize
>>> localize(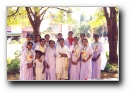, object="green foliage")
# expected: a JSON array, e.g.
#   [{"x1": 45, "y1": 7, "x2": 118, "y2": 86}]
[
  {"x1": 11, "y1": 40, "x2": 19, "y2": 44},
  {"x1": 19, "y1": 38, "x2": 25, "y2": 44},
  {"x1": 7, "y1": 7, "x2": 77, "y2": 29},
  {"x1": 105, "y1": 62, "x2": 112, "y2": 70},
  {"x1": 94, "y1": 26, "x2": 103, "y2": 36},
  {"x1": 80, "y1": 13, "x2": 86, "y2": 22},
  {"x1": 7, "y1": 50, "x2": 21, "y2": 74},
  {"x1": 72, "y1": 22, "x2": 91, "y2": 37},
  {"x1": 106, "y1": 52, "x2": 109, "y2": 61},
  {"x1": 7, "y1": 7, "x2": 30, "y2": 27},
  {"x1": 104, "y1": 52, "x2": 118, "y2": 73},
  {"x1": 52, "y1": 9, "x2": 77, "y2": 25},
  {"x1": 88, "y1": 8, "x2": 106, "y2": 29}
]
